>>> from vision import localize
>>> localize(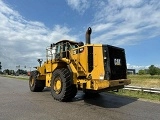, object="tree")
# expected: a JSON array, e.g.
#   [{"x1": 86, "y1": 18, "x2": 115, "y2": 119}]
[
  {"x1": 15, "y1": 69, "x2": 27, "y2": 75},
  {"x1": 148, "y1": 65, "x2": 158, "y2": 76},
  {"x1": 3, "y1": 69, "x2": 15, "y2": 75},
  {"x1": 0, "y1": 62, "x2": 2, "y2": 71},
  {"x1": 3, "y1": 69, "x2": 9, "y2": 75},
  {"x1": 138, "y1": 69, "x2": 146, "y2": 75},
  {"x1": 156, "y1": 67, "x2": 160, "y2": 75}
]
